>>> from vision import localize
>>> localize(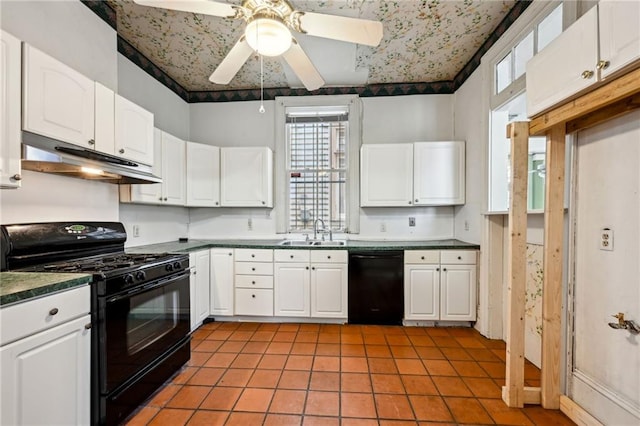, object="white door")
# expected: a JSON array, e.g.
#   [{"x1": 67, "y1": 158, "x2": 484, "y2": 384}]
[
  {"x1": 114, "y1": 94, "x2": 154, "y2": 165},
  {"x1": 193, "y1": 250, "x2": 210, "y2": 325},
  {"x1": 0, "y1": 316, "x2": 91, "y2": 426},
  {"x1": 22, "y1": 44, "x2": 95, "y2": 147},
  {"x1": 598, "y1": 0, "x2": 640, "y2": 79},
  {"x1": 360, "y1": 143, "x2": 414, "y2": 206},
  {"x1": 570, "y1": 110, "x2": 640, "y2": 424},
  {"x1": 94, "y1": 82, "x2": 115, "y2": 155},
  {"x1": 440, "y1": 264, "x2": 476, "y2": 321},
  {"x1": 220, "y1": 147, "x2": 273, "y2": 207},
  {"x1": 161, "y1": 132, "x2": 186, "y2": 205},
  {"x1": 413, "y1": 141, "x2": 465, "y2": 205},
  {"x1": 404, "y1": 264, "x2": 440, "y2": 320},
  {"x1": 129, "y1": 128, "x2": 162, "y2": 203},
  {"x1": 274, "y1": 262, "x2": 310, "y2": 317},
  {"x1": 311, "y1": 263, "x2": 347, "y2": 318},
  {"x1": 210, "y1": 249, "x2": 234, "y2": 316},
  {"x1": 186, "y1": 142, "x2": 220, "y2": 207},
  {"x1": 0, "y1": 30, "x2": 22, "y2": 188}
]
